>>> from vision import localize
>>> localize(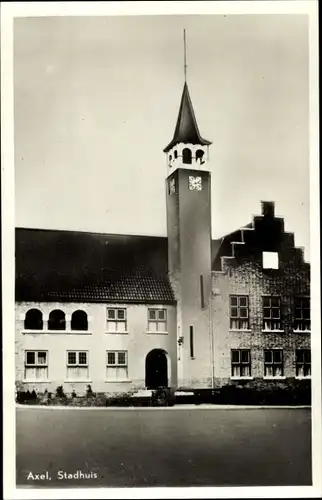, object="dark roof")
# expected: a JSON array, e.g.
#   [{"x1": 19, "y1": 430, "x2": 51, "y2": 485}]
[
  {"x1": 15, "y1": 228, "x2": 176, "y2": 304},
  {"x1": 163, "y1": 83, "x2": 212, "y2": 153}
]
